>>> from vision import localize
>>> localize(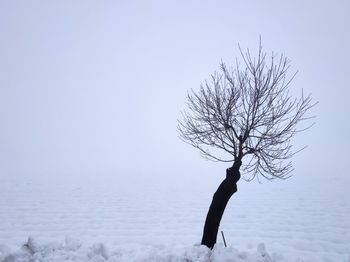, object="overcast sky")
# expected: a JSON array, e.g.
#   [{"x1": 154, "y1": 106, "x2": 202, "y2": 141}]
[{"x1": 0, "y1": 0, "x2": 349, "y2": 183}]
